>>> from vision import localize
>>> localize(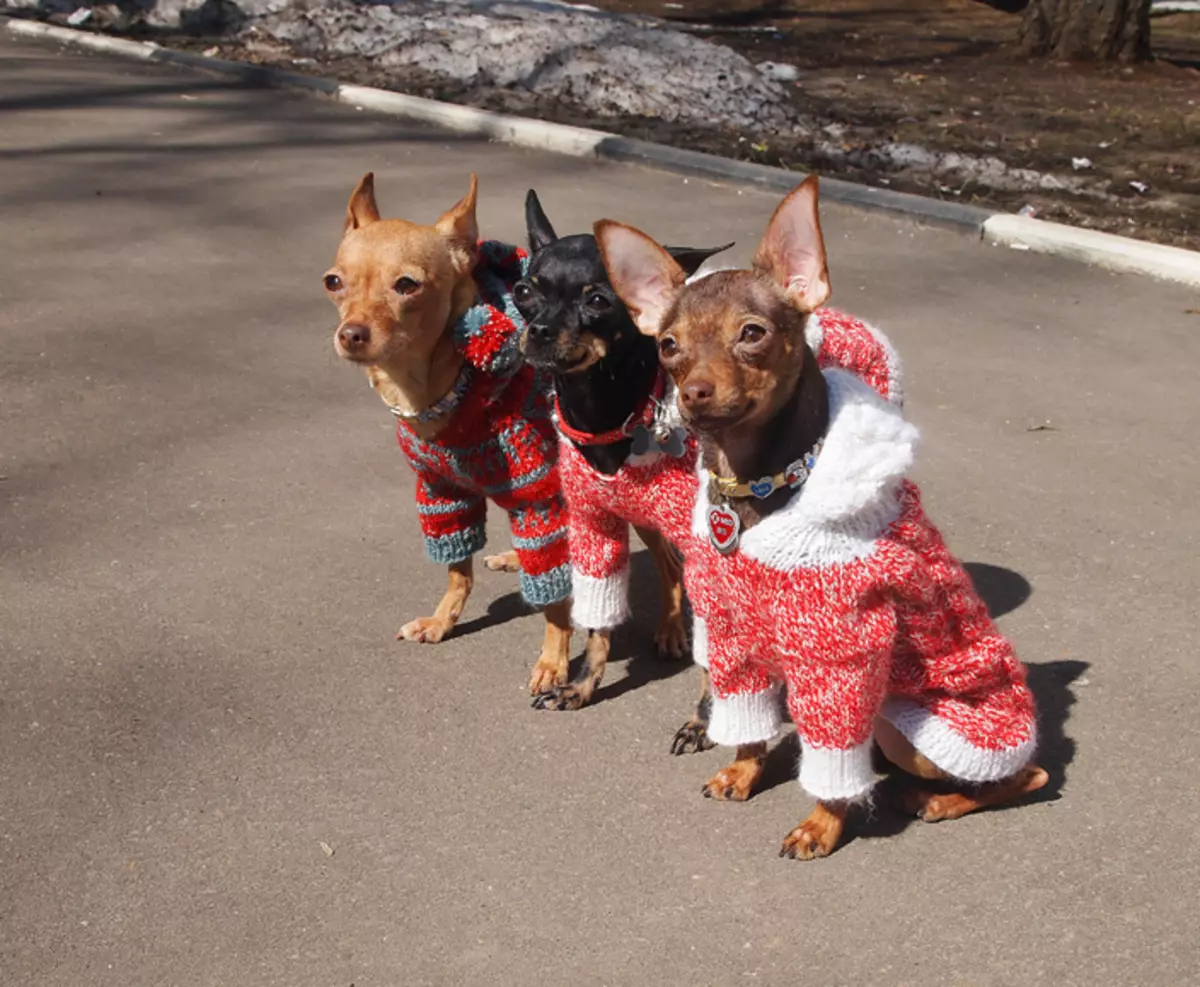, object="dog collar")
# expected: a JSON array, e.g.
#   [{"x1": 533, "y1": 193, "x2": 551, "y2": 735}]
[
  {"x1": 707, "y1": 438, "x2": 824, "y2": 501},
  {"x1": 385, "y1": 363, "x2": 473, "y2": 424},
  {"x1": 554, "y1": 369, "x2": 667, "y2": 447}
]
